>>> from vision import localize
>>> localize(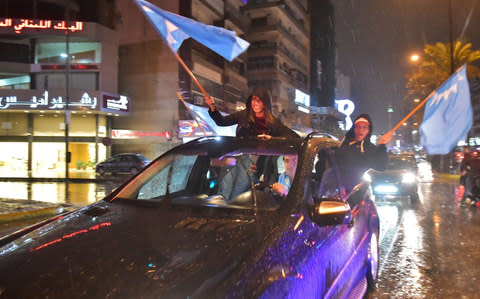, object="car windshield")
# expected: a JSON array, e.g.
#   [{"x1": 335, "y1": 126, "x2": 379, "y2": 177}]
[
  {"x1": 113, "y1": 148, "x2": 298, "y2": 211},
  {"x1": 387, "y1": 156, "x2": 416, "y2": 170}
]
